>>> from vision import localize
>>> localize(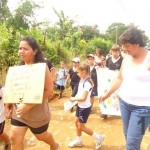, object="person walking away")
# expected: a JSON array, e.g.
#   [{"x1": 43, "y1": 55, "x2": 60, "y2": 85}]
[
  {"x1": 55, "y1": 61, "x2": 68, "y2": 99},
  {"x1": 99, "y1": 27, "x2": 150, "y2": 150},
  {"x1": 68, "y1": 63, "x2": 104, "y2": 150}
]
